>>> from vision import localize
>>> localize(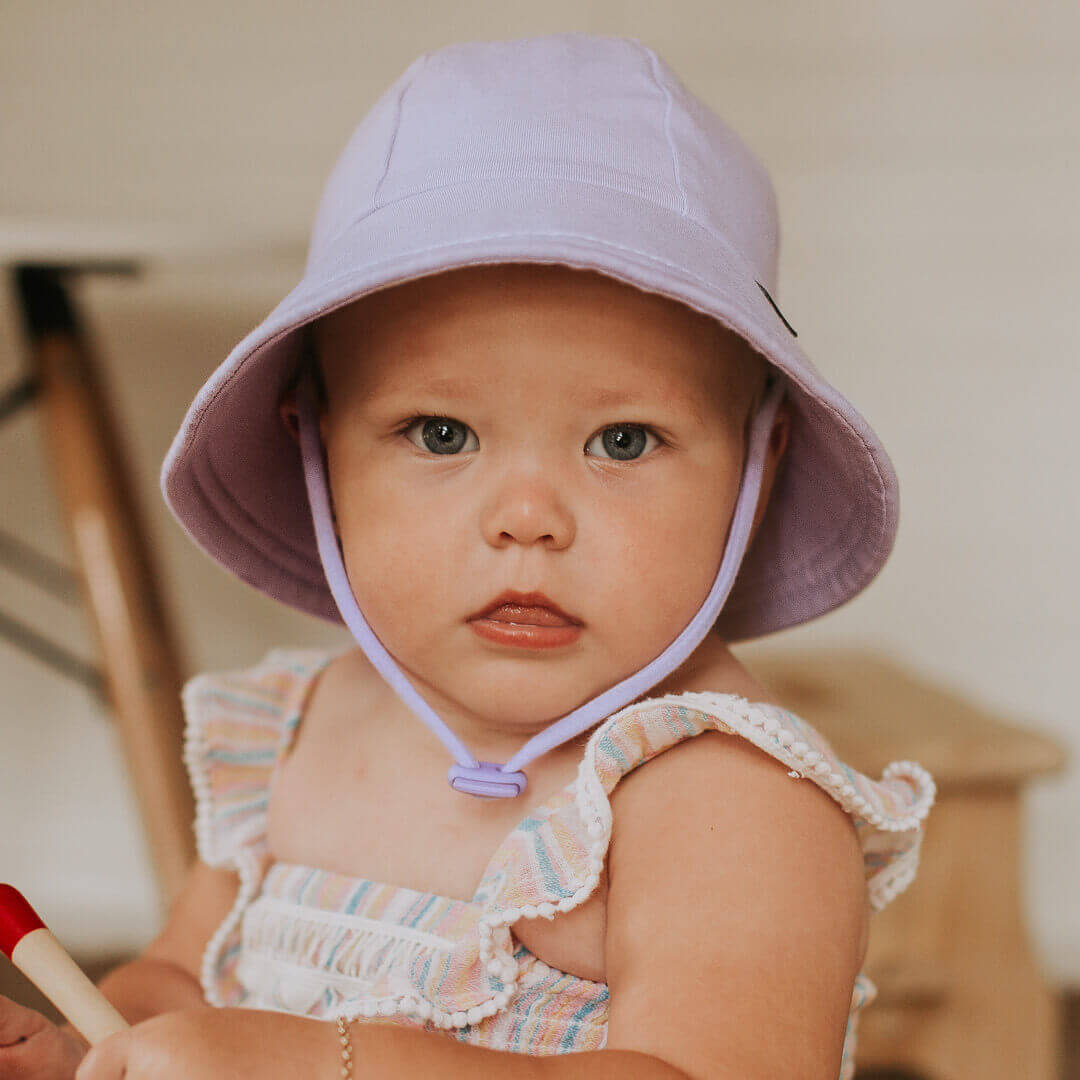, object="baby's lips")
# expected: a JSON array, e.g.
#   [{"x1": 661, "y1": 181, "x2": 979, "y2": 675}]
[{"x1": 480, "y1": 604, "x2": 575, "y2": 627}]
